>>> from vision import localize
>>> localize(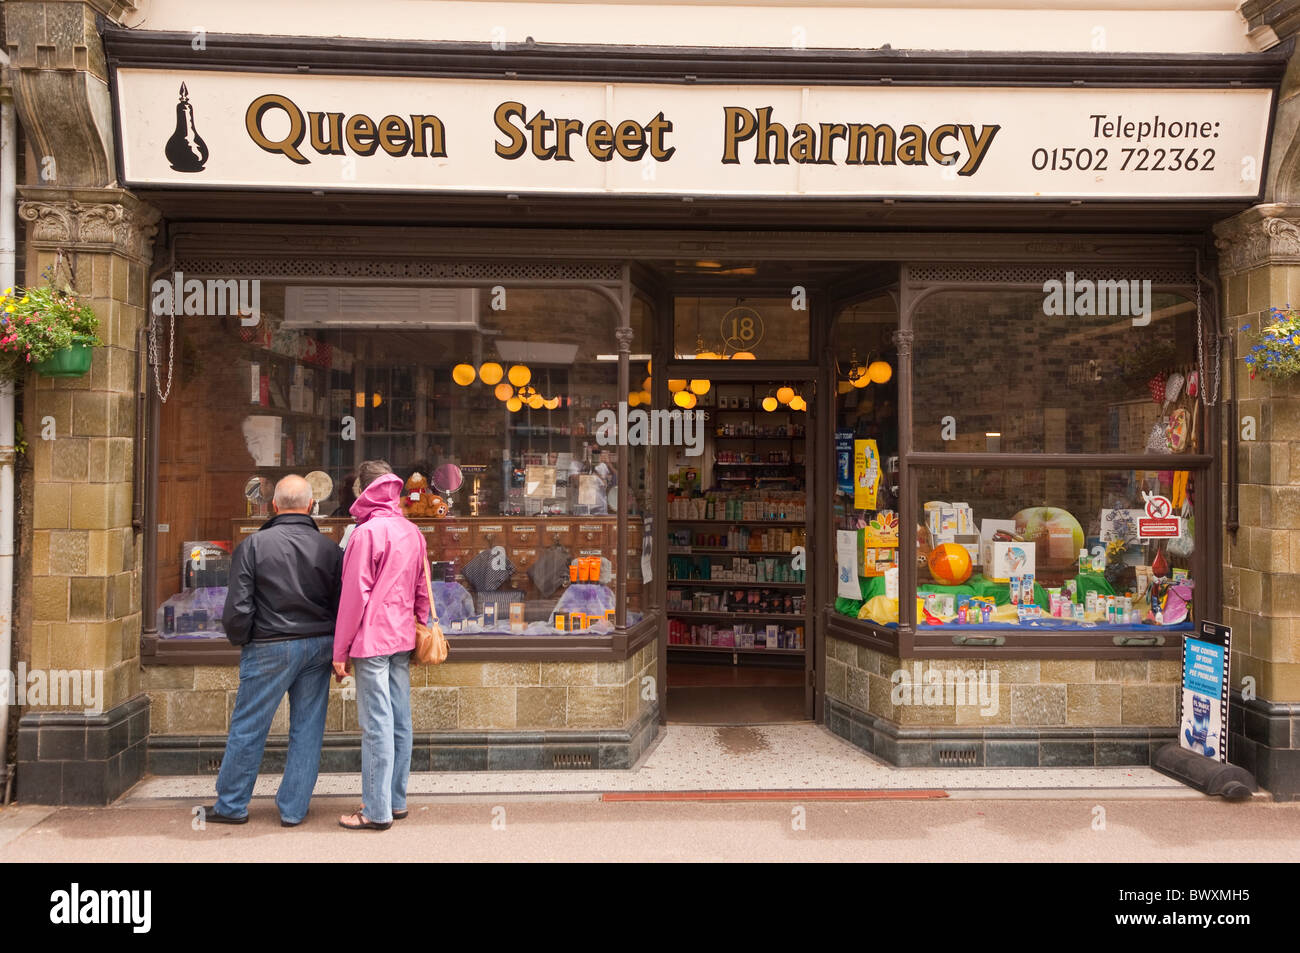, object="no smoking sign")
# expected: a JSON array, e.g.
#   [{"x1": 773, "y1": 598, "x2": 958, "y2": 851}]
[{"x1": 1139, "y1": 494, "x2": 1180, "y2": 538}]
